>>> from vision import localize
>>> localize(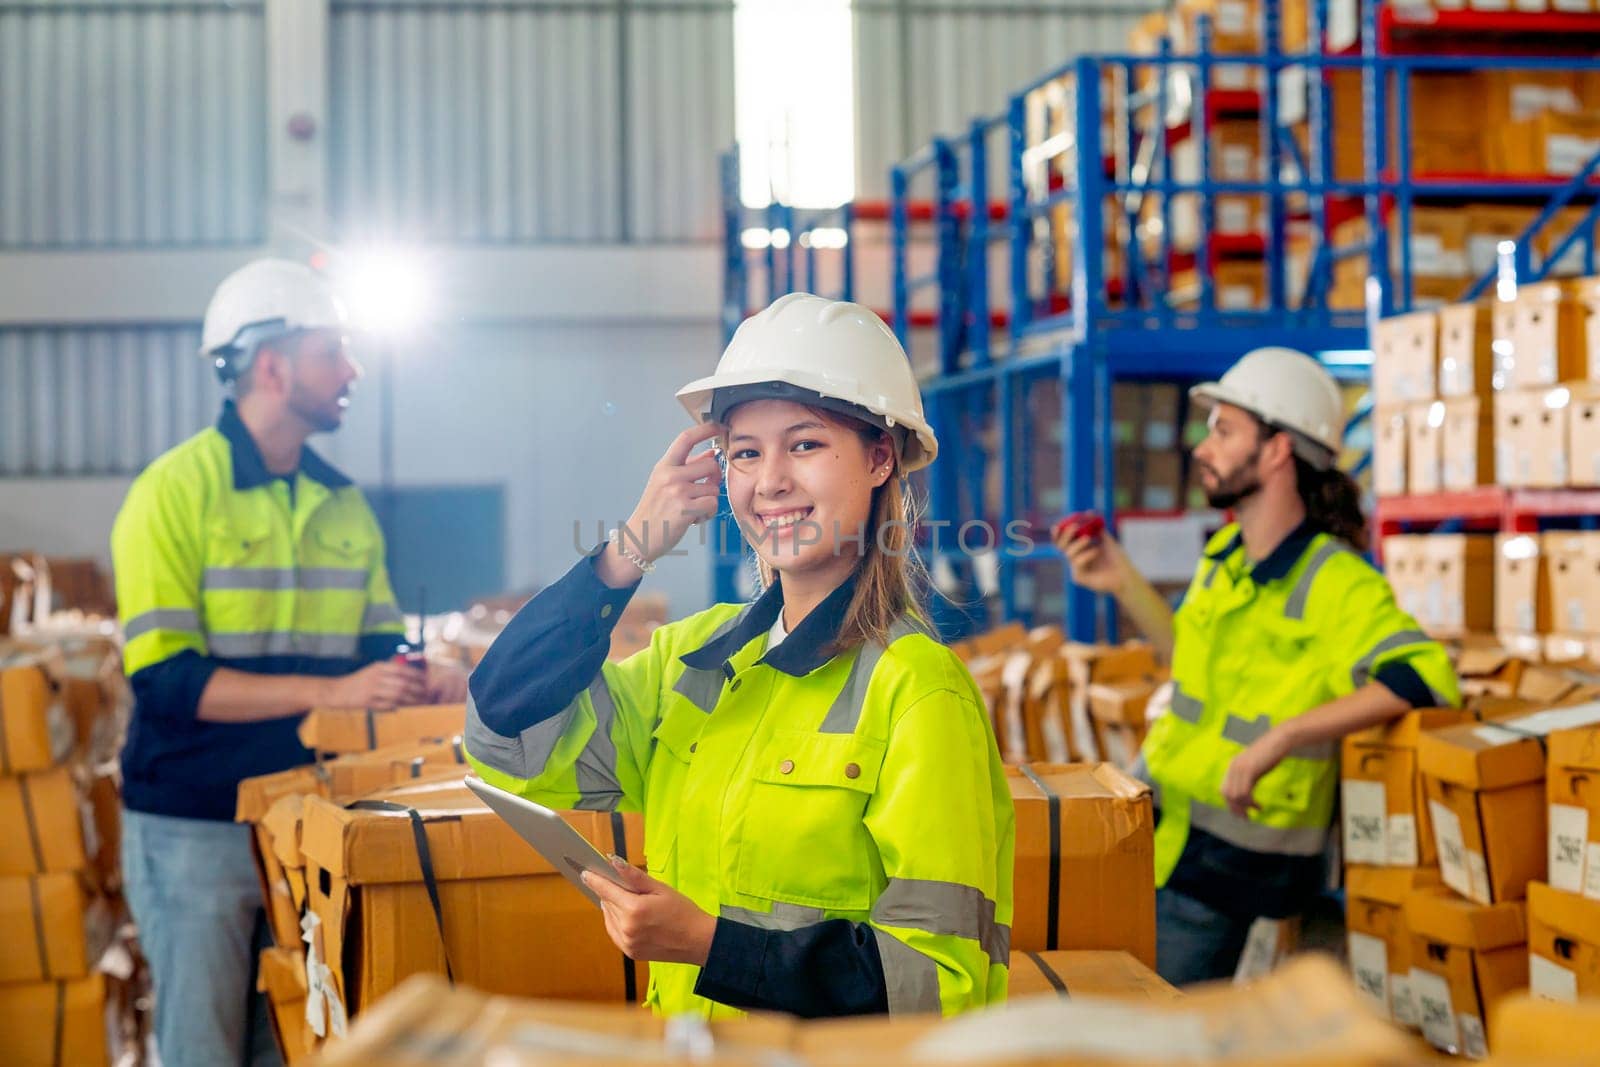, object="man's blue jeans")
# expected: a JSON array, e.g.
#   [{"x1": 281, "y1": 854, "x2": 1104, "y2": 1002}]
[
  {"x1": 1154, "y1": 888, "x2": 1257, "y2": 987},
  {"x1": 121, "y1": 808, "x2": 281, "y2": 1067}
]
